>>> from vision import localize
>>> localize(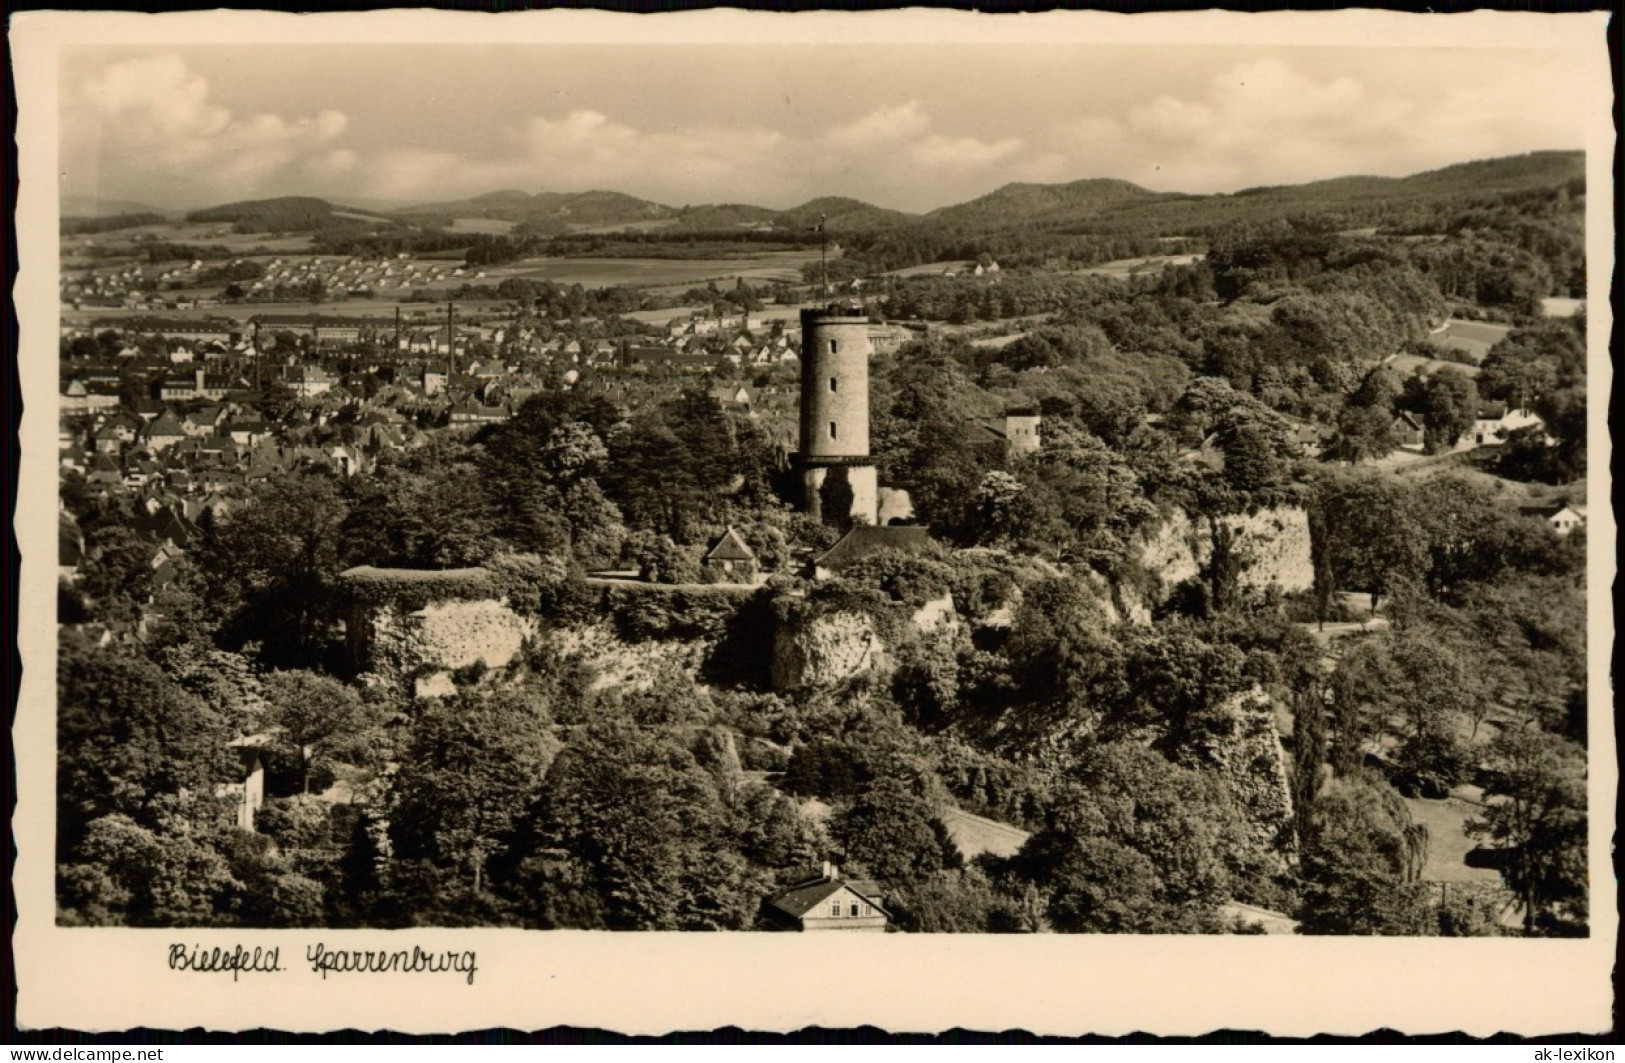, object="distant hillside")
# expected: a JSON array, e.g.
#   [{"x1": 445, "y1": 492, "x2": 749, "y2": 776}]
[
  {"x1": 1395, "y1": 150, "x2": 1585, "y2": 193},
  {"x1": 395, "y1": 151, "x2": 1582, "y2": 246},
  {"x1": 669, "y1": 202, "x2": 780, "y2": 230},
  {"x1": 469, "y1": 189, "x2": 534, "y2": 205},
  {"x1": 776, "y1": 196, "x2": 918, "y2": 233},
  {"x1": 187, "y1": 196, "x2": 394, "y2": 233},
  {"x1": 1227, "y1": 151, "x2": 1585, "y2": 206},
  {"x1": 62, "y1": 212, "x2": 169, "y2": 236},
  {"x1": 400, "y1": 189, "x2": 677, "y2": 232},
  {"x1": 176, "y1": 149, "x2": 1581, "y2": 255},
  {"x1": 1079, "y1": 150, "x2": 1586, "y2": 237},
  {"x1": 62, "y1": 195, "x2": 168, "y2": 218}
]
